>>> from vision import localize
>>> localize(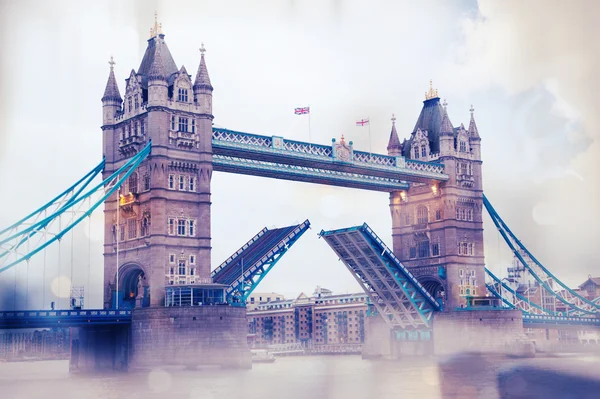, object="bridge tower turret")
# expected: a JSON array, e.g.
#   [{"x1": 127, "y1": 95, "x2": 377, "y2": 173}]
[
  {"x1": 101, "y1": 57, "x2": 122, "y2": 126},
  {"x1": 388, "y1": 82, "x2": 485, "y2": 309}
]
